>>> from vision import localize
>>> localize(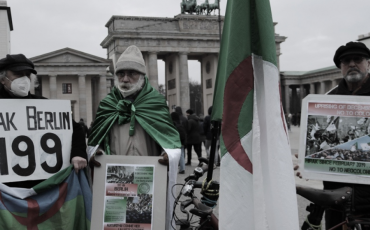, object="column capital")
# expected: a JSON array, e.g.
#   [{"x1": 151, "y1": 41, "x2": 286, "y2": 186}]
[
  {"x1": 148, "y1": 51, "x2": 158, "y2": 55},
  {"x1": 179, "y1": 52, "x2": 189, "y2": 55},
  {"x1": 48, "y1": 74, "x2": 57, "y2": 77},
  {"x1": 78, "y1": 73, "x2": 86, "y2": 77}
]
